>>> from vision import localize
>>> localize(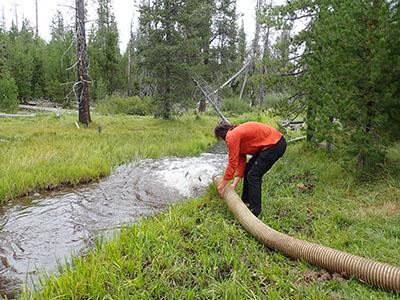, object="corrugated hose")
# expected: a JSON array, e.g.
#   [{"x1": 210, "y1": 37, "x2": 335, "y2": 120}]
[{"x1": 213, "y1": 175, "x2": 400, "y2": 292}]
